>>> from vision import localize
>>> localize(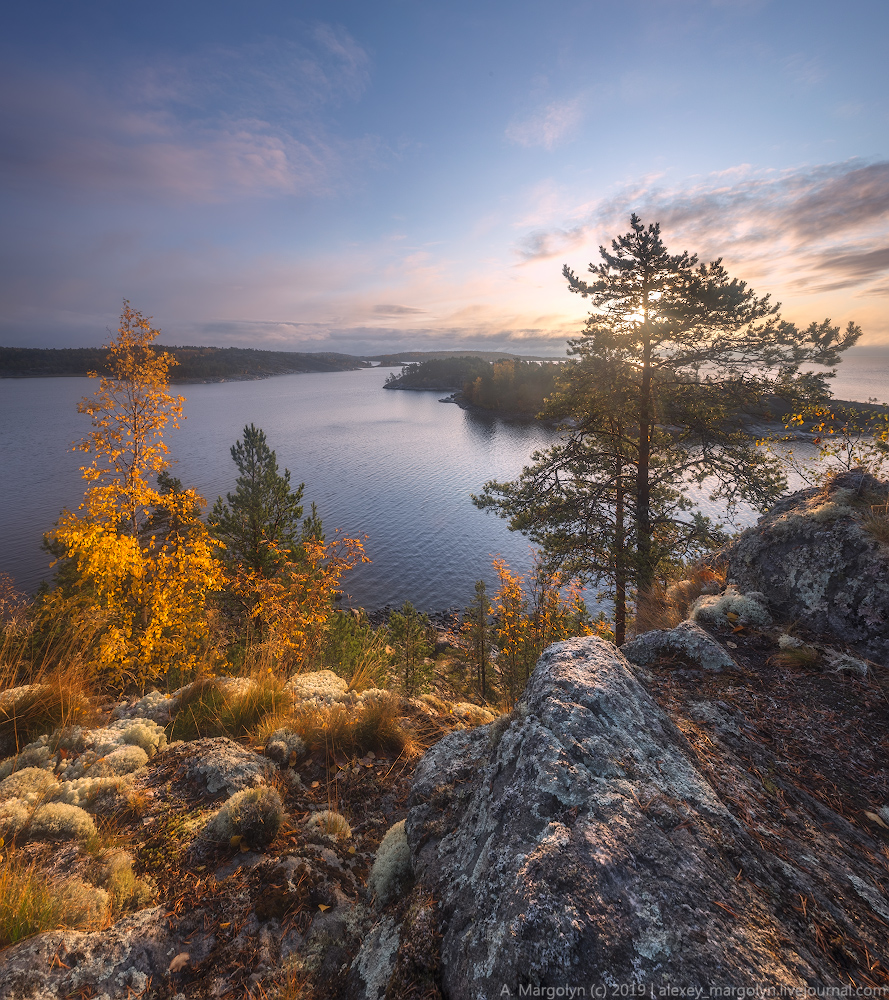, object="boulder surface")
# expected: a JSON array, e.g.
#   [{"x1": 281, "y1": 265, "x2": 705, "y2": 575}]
[
  {"x1": 352, "y1": 636, "x2": 889, "y2": 998},
  {"x1": 725, "y1": 469, "x2": 889, "y2": 663}
]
